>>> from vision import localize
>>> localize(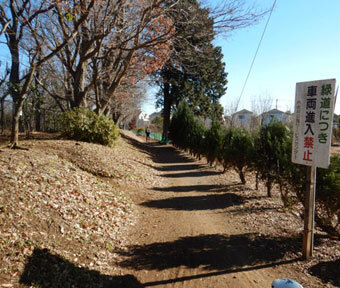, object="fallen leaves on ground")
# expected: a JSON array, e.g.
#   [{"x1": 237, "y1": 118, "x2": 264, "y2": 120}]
[
  {"x1": 0, "y1": 133, "x2": 164, "y2": 286},
  {"x1": 25, "y1": 136, "x2": 165, "y2": 189}
]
